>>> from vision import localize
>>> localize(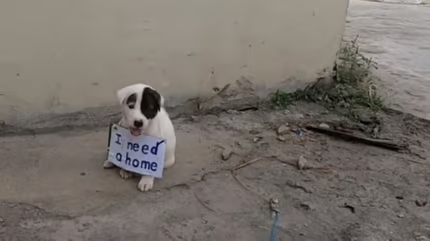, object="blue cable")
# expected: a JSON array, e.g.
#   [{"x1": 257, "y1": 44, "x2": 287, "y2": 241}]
[{"x1": 269, "y1": 211, "x2": 280, "y2": 241}]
